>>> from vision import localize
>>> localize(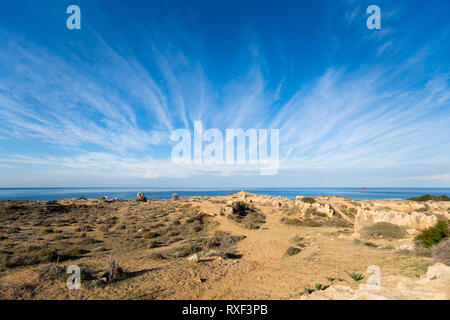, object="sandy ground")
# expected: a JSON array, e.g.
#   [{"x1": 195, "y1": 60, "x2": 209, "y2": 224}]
[{"x1": 0, "y1": 194, "x2": 436, "y2": 300}]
